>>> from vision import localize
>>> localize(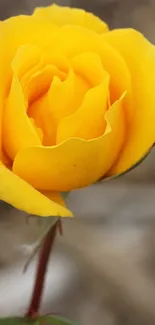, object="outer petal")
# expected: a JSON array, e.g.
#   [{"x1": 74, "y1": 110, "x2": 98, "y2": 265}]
[
  {"x1": 3, "y1": 75, "x2": 41, "y2": 160},
  {"x1": 13, "y1": 94, "x2": 126, "y2": 191},
  {"x1": 1, "y1": 16, "x2": 59, "y2": 96},
  {"x1": 0, "y1": 17, "x2": 58, "y2": 157},
  {"x1": 3, "y1": 15, "x2": 59, "y2": 55},
  {"x1": 0, "y1": 163, "x2": 72, "y2": 217},
  {"x1": 0, "y1": 23, "x2": 6, "y2": 159},
  {"x1": 103, "y1": 29, "x2": 155, "y2": 175},
  {"x1": 33, "y1": 4, "x2": 108, "y2": 34}
]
